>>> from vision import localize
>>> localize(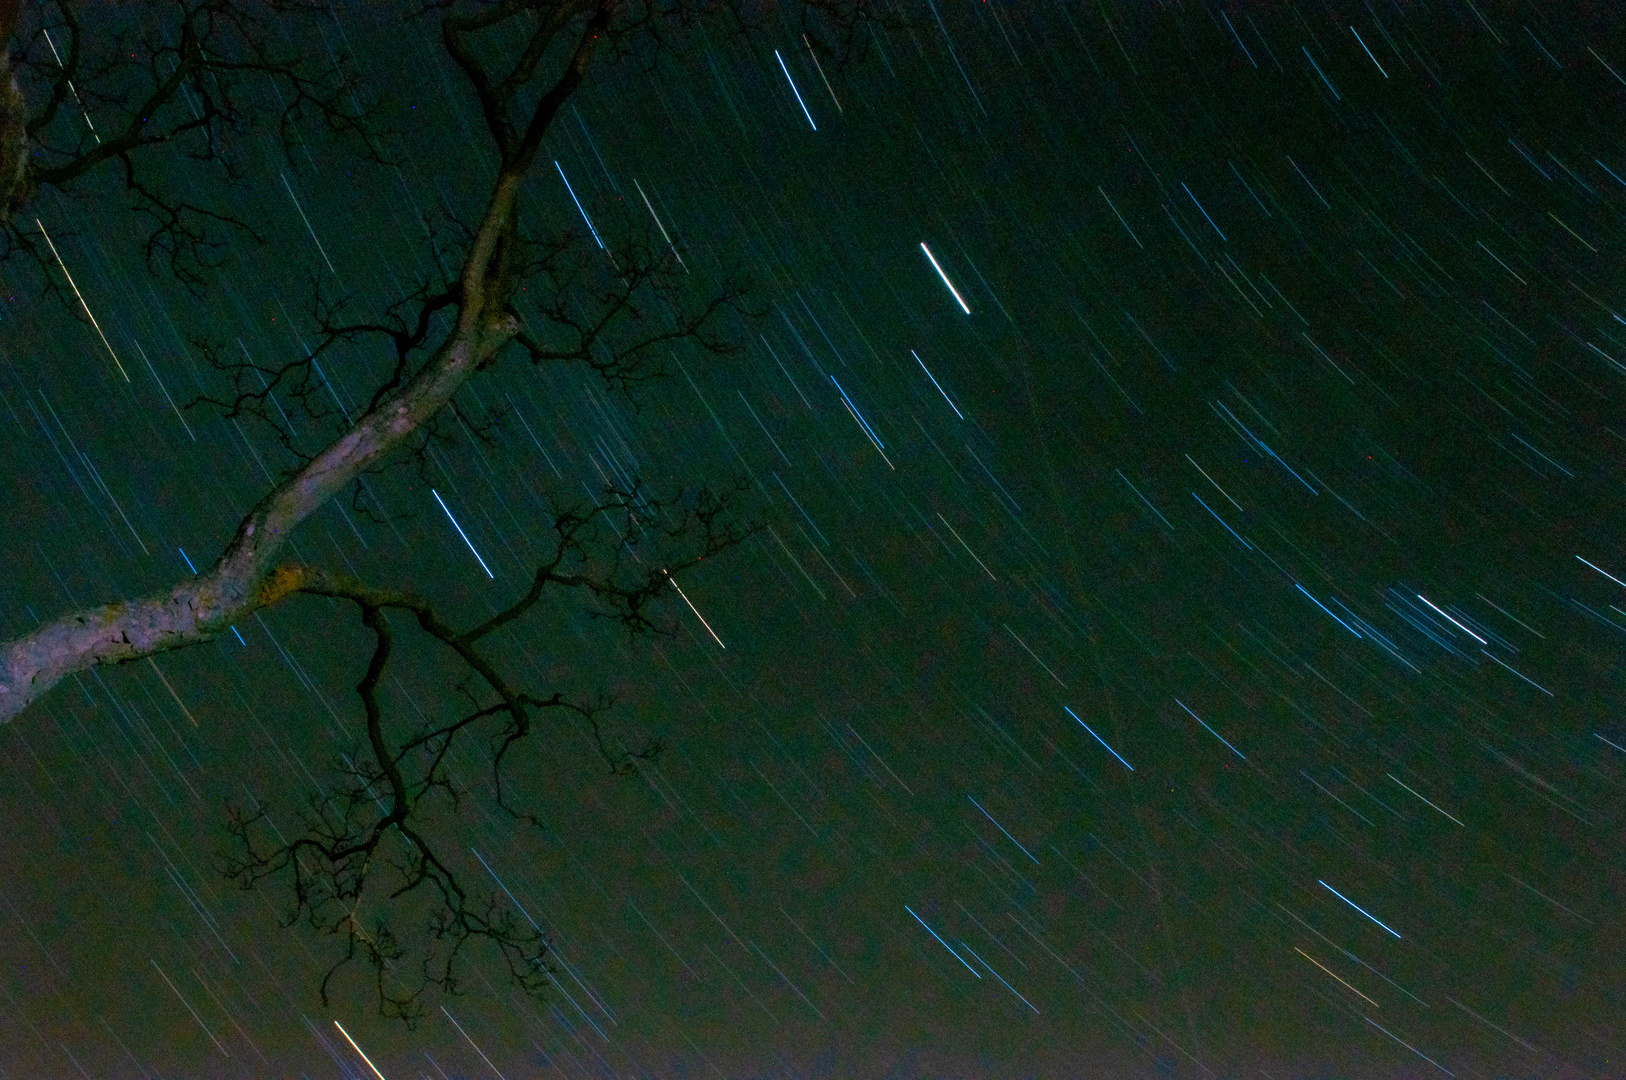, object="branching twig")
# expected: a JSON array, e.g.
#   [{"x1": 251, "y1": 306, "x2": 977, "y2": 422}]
[
  {"x1": 222, "y1": 481, "x2": 753, "y2": 1018},
  {"x1": 0, "y1": 0, "x2": 874, "y2": 1025}
]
